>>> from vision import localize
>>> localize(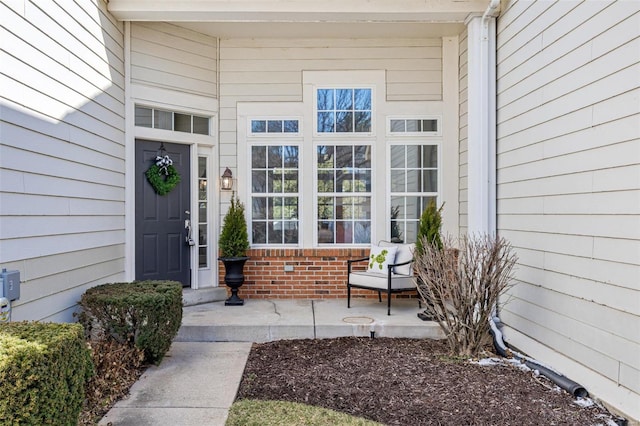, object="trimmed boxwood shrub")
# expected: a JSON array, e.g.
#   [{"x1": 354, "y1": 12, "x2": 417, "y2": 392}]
[
  {"x1": 79, "y1": 280, "x2": 182, "y2": 364},
  {"x1": 0, "y1": 322, "x2": 93, "y2": 425}
]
